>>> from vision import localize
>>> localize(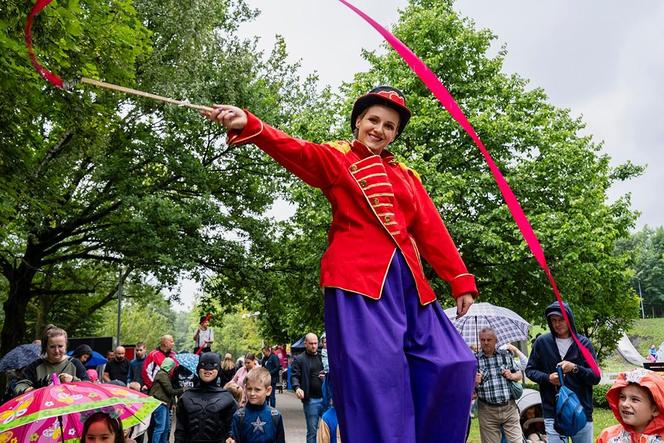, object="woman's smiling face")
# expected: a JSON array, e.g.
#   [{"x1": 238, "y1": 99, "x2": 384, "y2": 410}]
[{"x1": 355, "y1": 104, "x2": 400, "y2": 154}]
